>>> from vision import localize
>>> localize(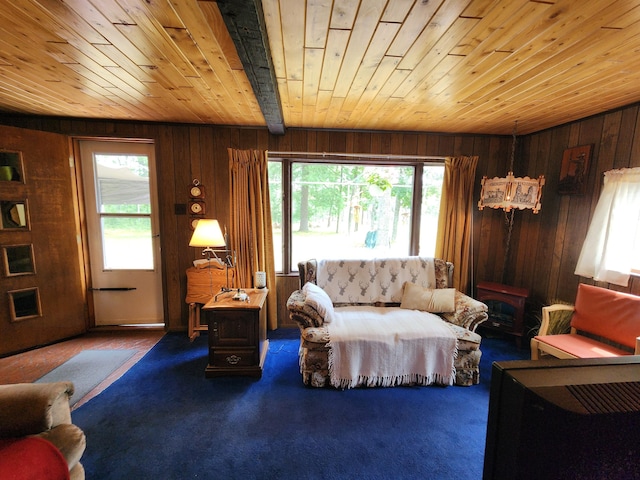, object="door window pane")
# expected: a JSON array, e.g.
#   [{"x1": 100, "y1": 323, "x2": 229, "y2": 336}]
[
  {"x1": 95, "y1": 155, "x2": 150, "y2": 214},
  {"x1": 101, "y1": 217, "x2": 153, "y2": 270},
  {"x1": 94, "y1": 154, "x2": 153, "y2": 270}
]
